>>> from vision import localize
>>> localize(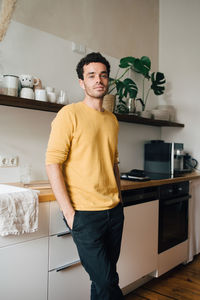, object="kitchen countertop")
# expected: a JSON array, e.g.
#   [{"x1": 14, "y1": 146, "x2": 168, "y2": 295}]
[{"x1": 7, "y1": 172, "x2": 200, "y2": 202}]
